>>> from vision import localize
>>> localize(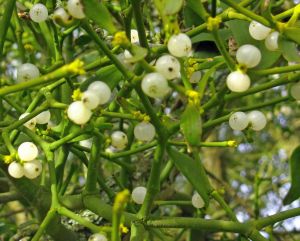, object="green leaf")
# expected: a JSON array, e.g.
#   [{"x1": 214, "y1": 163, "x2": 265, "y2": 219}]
[
  {"x1": 82, "y1": 0, "x2": 116, "y2": 34},
  {"x1": 180, "y1": 104, "x2": 202, "y2": 146},
  {"x1": 167, "y1": 147, "x2": 210, "y2": 206},
  {"x1": 186, "y1": 0, "x2": 208, "y2": 21},
  {"x1": 125, "y1": 45, "x2": 148, "y2": 63},
  {"x1": 284, "y1": 27, "x2": 300, "y2": 45},
  {"x1": 154, "y1": 0, "x2": 184, "y2": 15},
  {"x1": 279, "y1": 37, "x2": 300, "y2": 62},
  {"x1": 283, "y1": 145, "x2": 300, "y2": 205},
  {"x1": 191, "y1": 30, "x2": 232, "y2": 43}
]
